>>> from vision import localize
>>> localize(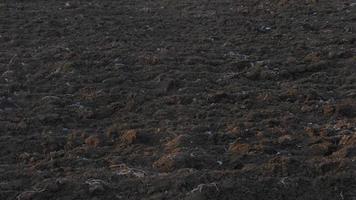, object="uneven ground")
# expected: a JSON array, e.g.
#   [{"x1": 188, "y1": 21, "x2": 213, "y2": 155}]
[{"x1": 0, "y1": 0, "x2": 356, "y2": 199}]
